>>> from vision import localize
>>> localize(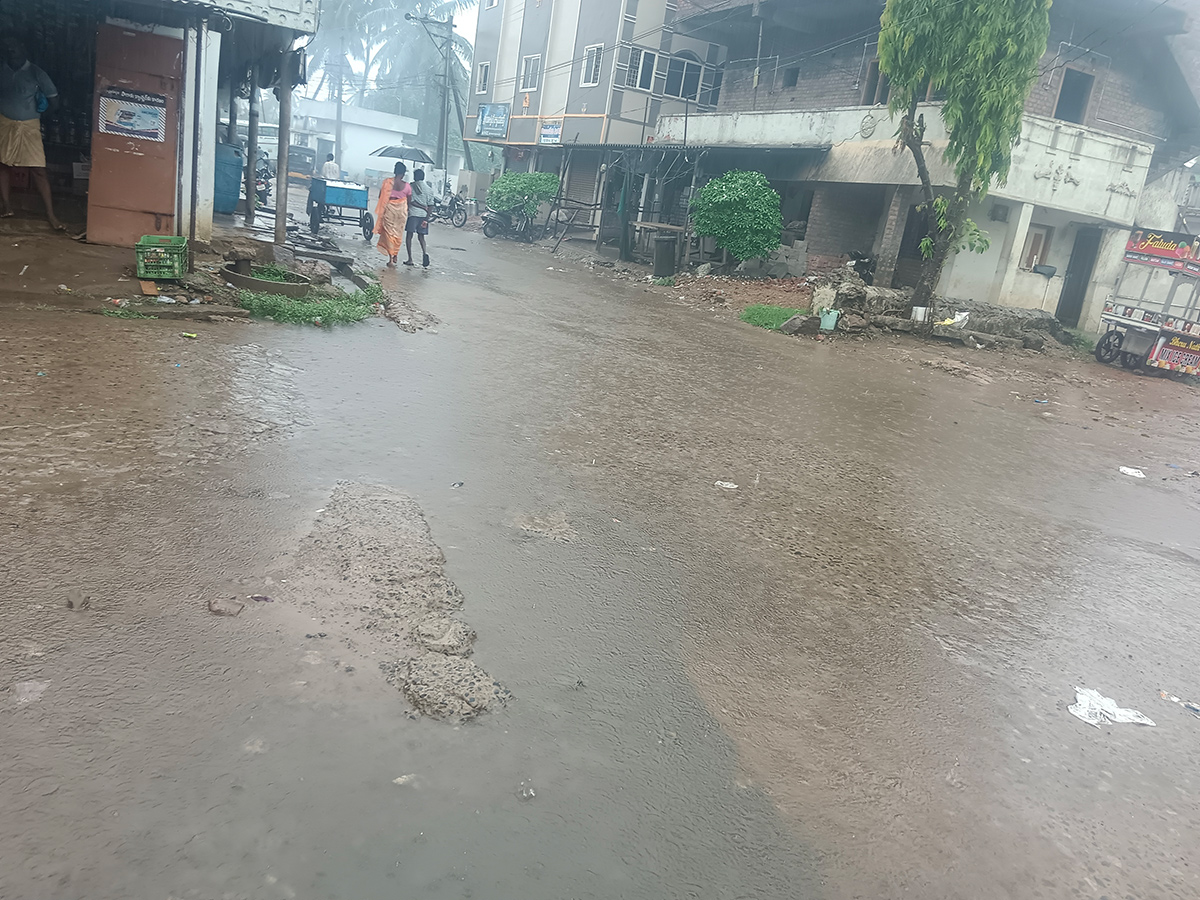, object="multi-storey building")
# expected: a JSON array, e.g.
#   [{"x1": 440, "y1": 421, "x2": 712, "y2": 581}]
[{"x1": 471, "y1": 0, "x2": 1200, "y2": 332}]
